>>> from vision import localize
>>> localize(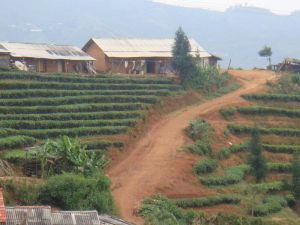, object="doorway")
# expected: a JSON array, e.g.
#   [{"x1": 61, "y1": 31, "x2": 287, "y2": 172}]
[{"x1": 146, "y1": 61, "x2": 156, "y2": 74}]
